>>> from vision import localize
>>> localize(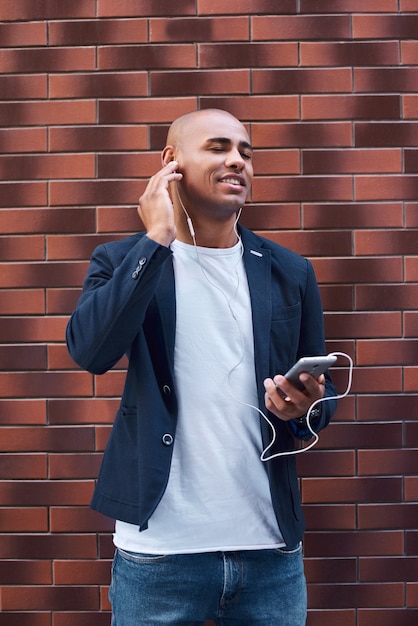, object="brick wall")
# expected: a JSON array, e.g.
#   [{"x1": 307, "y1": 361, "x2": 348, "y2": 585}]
[{"x1": 0, "y1": 1, "x2": 417, "y2": 624}]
